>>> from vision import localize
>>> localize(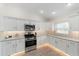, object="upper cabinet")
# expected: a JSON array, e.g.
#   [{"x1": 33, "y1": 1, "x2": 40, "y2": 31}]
[
  {"x1": 0, "y1": 16, "x2": 30, "y2": 31},
  {"x1": 0, "y1": 16, "x2": 4, "y2": 31},
  {"x1": 69, "y1": 16, "x2": 79, "y2": 31},
  {"x1": 3, "y1": 17, "x2": 17, "y2": 31},
  {"x1": 17, "y1": 19, "x2": 25, "y2": 31},
  {"x1": 0, "y1": 16, "x2": 42, "y2": 31},
  {"x1": 0, "y1": 16, "x2": 17, "y2": 31}
]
